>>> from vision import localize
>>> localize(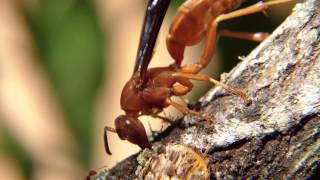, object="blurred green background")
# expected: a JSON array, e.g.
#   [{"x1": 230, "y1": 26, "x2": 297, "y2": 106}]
[
  {"x1": 24, "y1": 0, "x2": 105, "y2": 172},
  {"x1": 0, "y1": 0, "x2": 296, "y2": 179},
  {"x1": 29, "y1": 0, "x2": 105, "y2": 165}
]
